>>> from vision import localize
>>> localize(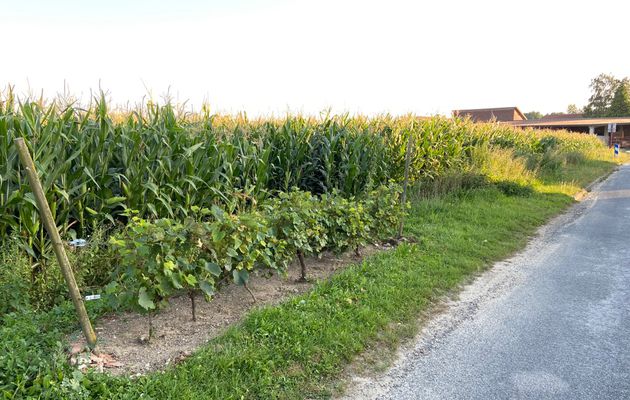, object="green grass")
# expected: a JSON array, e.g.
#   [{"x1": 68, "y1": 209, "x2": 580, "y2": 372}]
[
  {"x1": 73, "y1": 160, "x2": 613, "y2": 399},
  {"x1": 536, "y1": 153, "x2": 617, "y2": 195}
]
